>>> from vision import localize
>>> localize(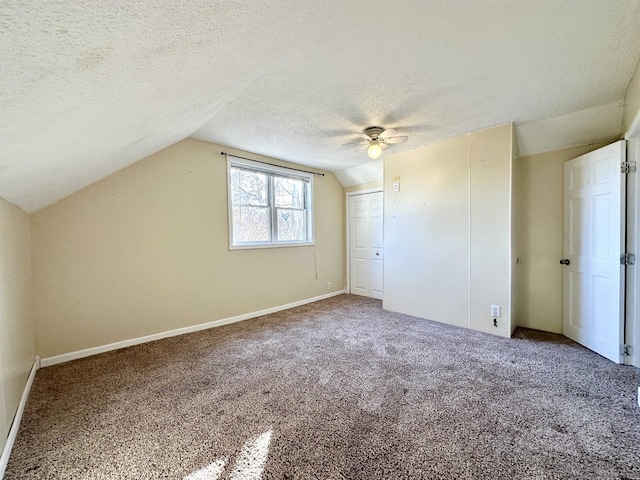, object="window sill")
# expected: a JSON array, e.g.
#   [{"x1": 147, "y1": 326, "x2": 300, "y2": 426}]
[{"x1": 229, "y1": 242, "x2": 315, "y2": 251}]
